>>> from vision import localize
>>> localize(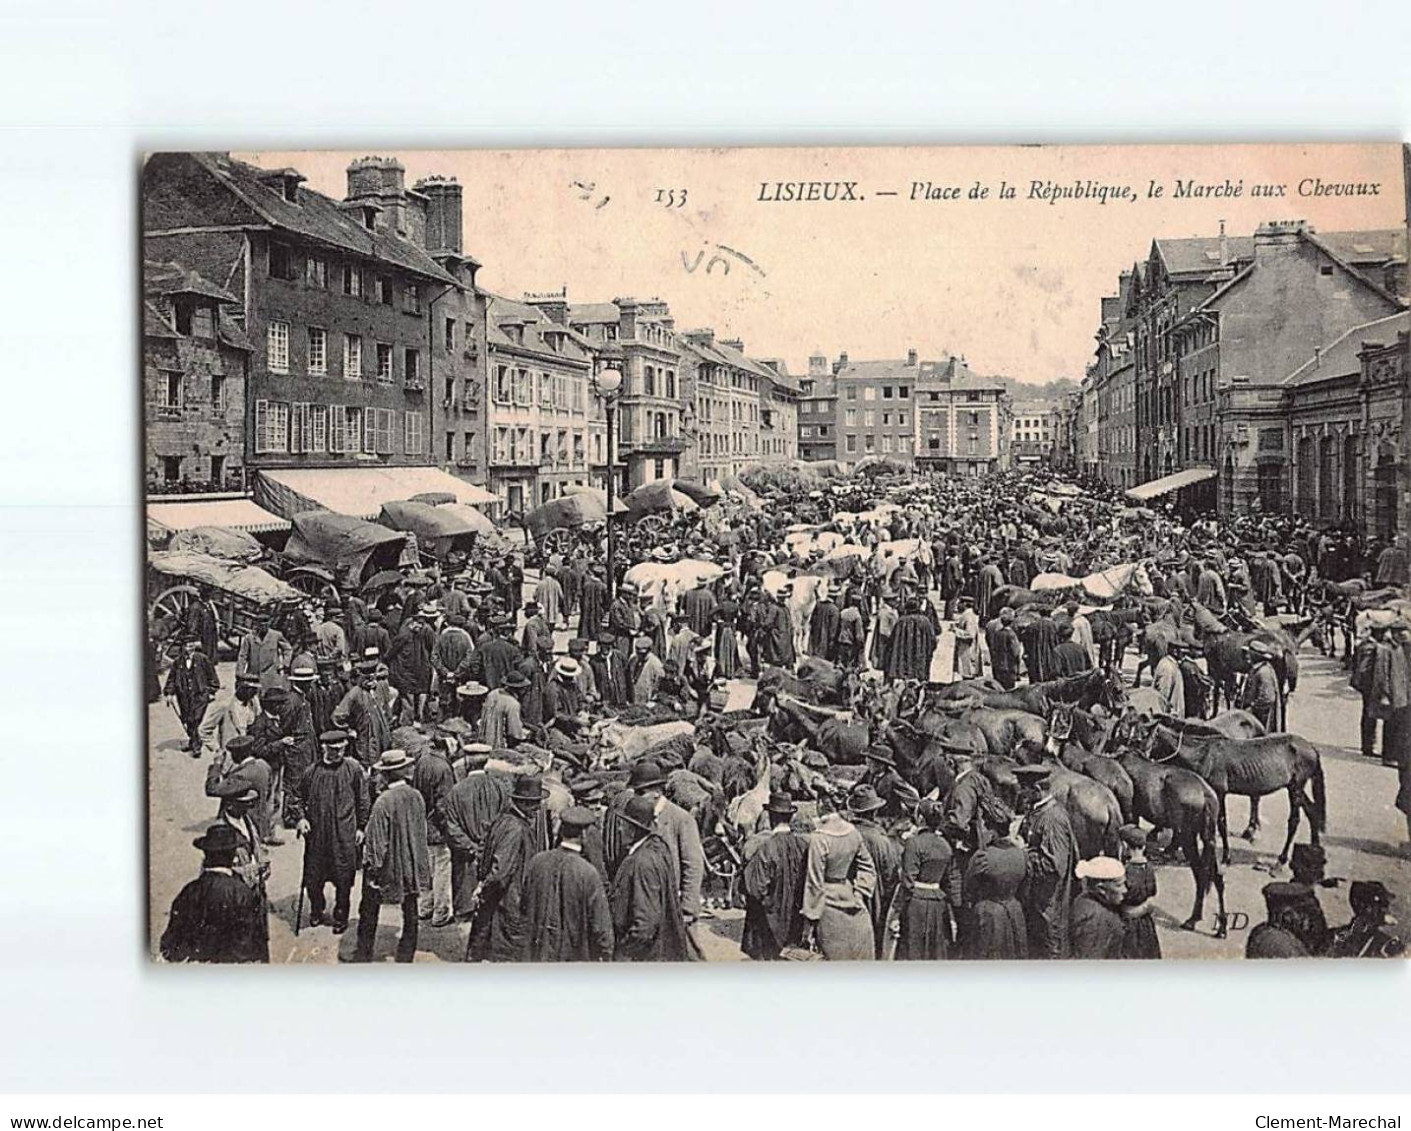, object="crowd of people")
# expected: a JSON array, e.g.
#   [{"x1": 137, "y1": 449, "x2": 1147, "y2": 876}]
[{"x1": 155, "y1": 468, "x2": 1408, "y2": 964}]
